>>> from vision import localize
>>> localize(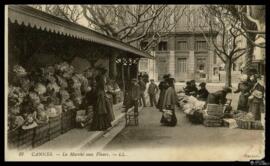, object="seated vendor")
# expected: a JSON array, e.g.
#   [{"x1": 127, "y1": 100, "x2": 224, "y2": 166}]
[
  {"x1": 197, "y1": 82, "x2": 209, "y2": 101},
  {"x1": 207, "y1": 86, "x2": 232, "y2": 105}
]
